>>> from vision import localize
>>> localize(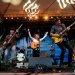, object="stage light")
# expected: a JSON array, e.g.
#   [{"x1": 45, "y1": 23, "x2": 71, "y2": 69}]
[
  {"x1": 17, "y1": 17, "x2": 19, "y2": 19},
  {"x1": 51, "y1": 16, "x2": 53, "y2": 19},
  {"x1": 34, "y1": 16, "x2": 39, "y2": 20},
  {"x1": 11, "y1": 17, "x2": 13, "y2": 19},
  {"x1": 28, "y1": 15, "x2": 33, "y2": 20},
  {"x1": 44, "y1": 15, "x2": 49, "y2": 21},
  {"x1": 6, "y1": 17, "x2": 8, "y2": 19},
  {"x1": 57, "y1": 16, "x2": 59, "y2": 19},
  {"x1": 64, "y1": 16, "x2": 66, "y2": 18},
  {"x1": 24, "y1": 17, "x2": 27, "y2": 19},
  {"x1": 70, "y1": 16, "x2": 72, "y2": 18}
]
